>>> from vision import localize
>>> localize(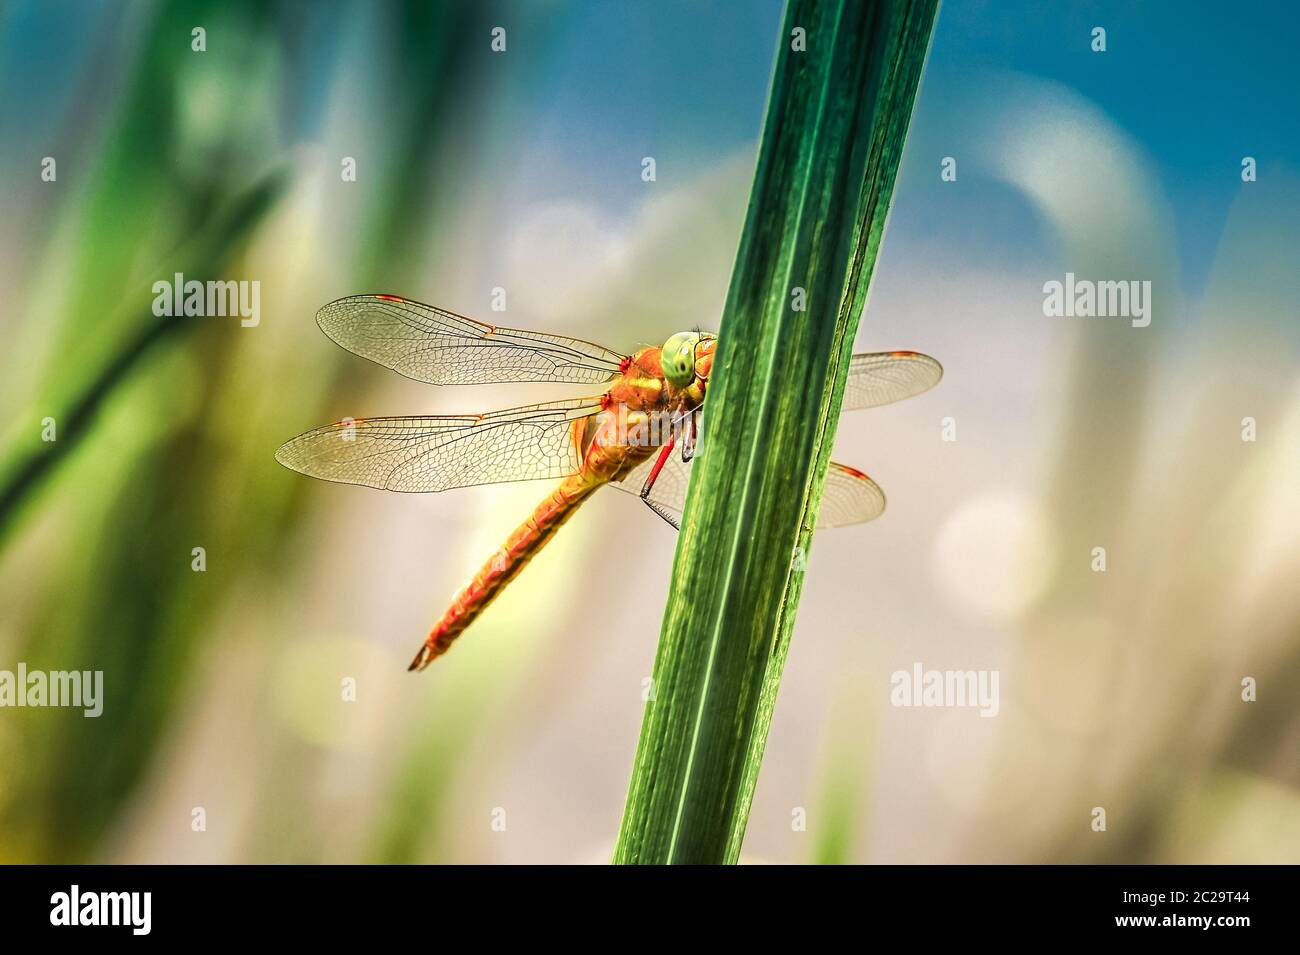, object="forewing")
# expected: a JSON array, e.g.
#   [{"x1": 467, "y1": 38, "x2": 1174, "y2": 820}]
[
  {"x1": 275, "y1": 397, "x2": 603, "y2": 492},
  {"x1": 317, "y1": 294, "x2": 626, "y2": 385},
  {"x1": 843, "y1": 351, "x2": 943, "y2": 411}
]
